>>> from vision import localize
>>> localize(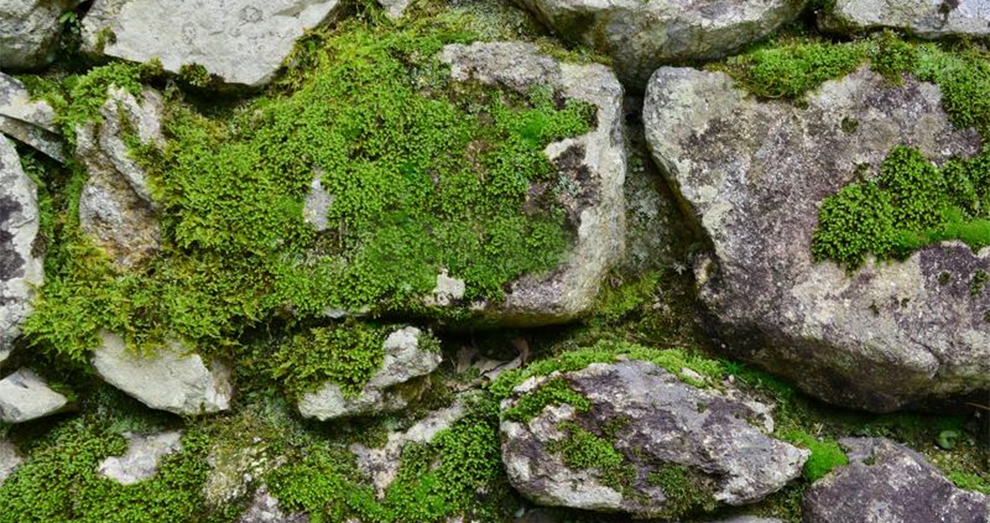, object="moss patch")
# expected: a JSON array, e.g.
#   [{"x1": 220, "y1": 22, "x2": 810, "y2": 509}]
[
  {"x1": 547, "y1": 421, "x2": 634, "y2": 493},
  {"x1": 781, "y1": 430, "x2": 848, "y2": 482},
  {"x1": 647, "y1": 464, "x2": 718, "y2": 518},
  {"x1": 502, "y1": 376, "x2": 591, "y2": 422}
]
